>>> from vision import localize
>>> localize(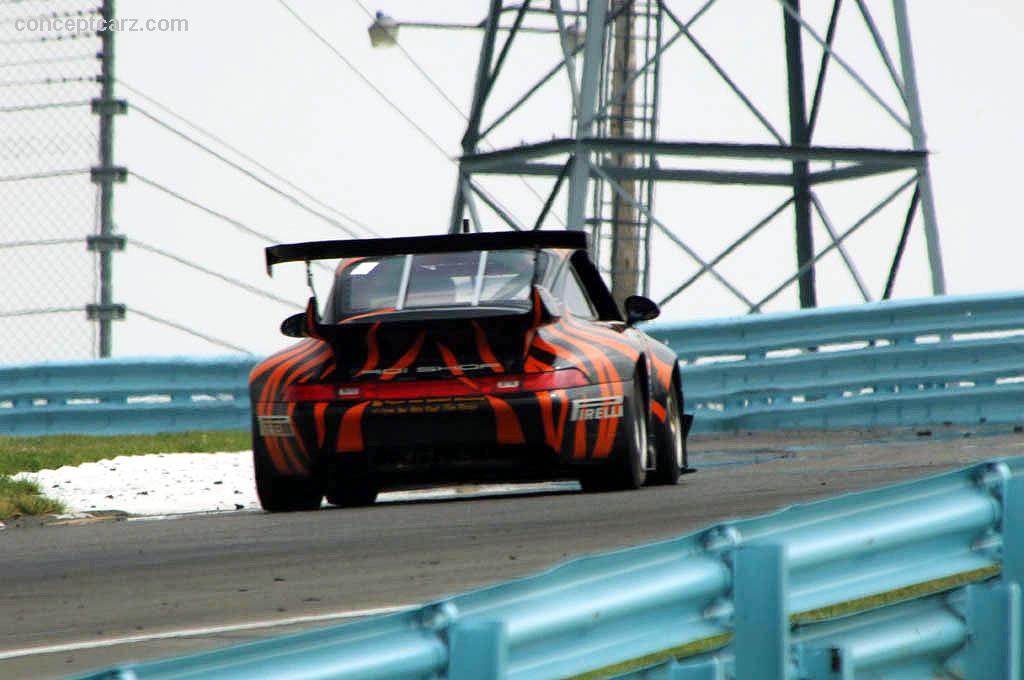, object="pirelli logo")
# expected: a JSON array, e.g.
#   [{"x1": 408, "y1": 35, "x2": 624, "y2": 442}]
[
  {"x1": 570, "y1": 396, "x2": 624, "y2": 422},
  {"x1": 257, "y1": 415, "x2": 294, "y2": 438}
]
